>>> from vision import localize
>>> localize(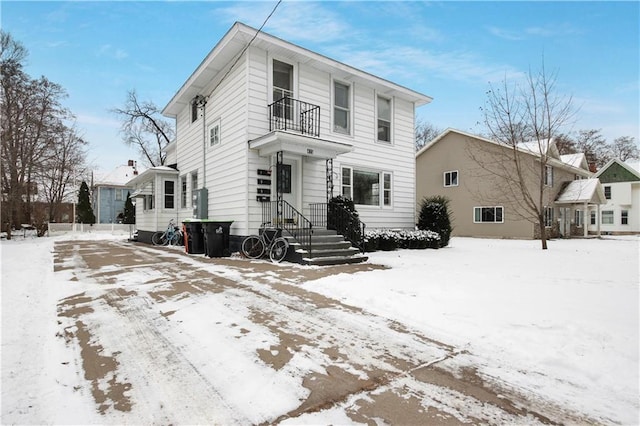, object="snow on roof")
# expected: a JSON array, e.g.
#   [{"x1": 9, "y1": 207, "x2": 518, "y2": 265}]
[
  {"x1": 625, "y1": 160, "x2": 640, "y2": 173},
  {"x1": 94, "y1": 164, "x2": 140, "y2": 186},
  {"x1": 560, "y1": 153, "x2": 587, "y2": 169},
  {"x1": 555, "y1": 178, "x2": 604, "y2": 204}
]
